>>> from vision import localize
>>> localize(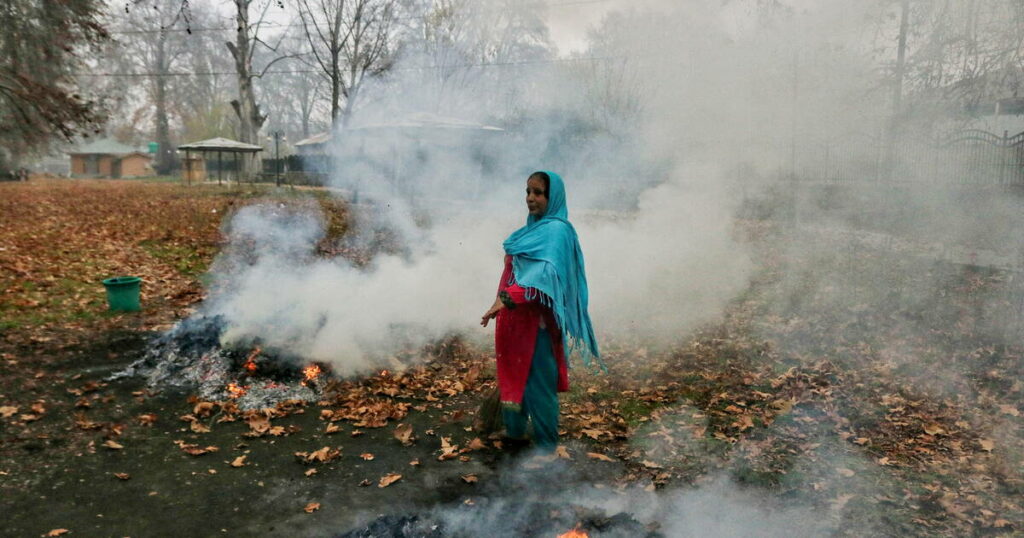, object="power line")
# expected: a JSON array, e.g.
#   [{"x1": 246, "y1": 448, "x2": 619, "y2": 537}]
[
  {"x1": 107, "y1": 0, "x2": 614, "y2": 35},
  {"x1": 73, "y1": 54, "x2": 618, "y2": 78}
]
